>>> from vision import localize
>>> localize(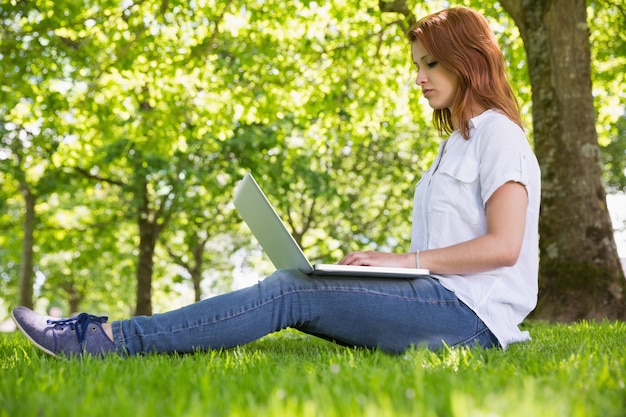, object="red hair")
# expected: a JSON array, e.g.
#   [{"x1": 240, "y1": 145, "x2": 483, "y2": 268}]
[{"x1": 407, "y1": 7, "x2": 522, "y2": 139}]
